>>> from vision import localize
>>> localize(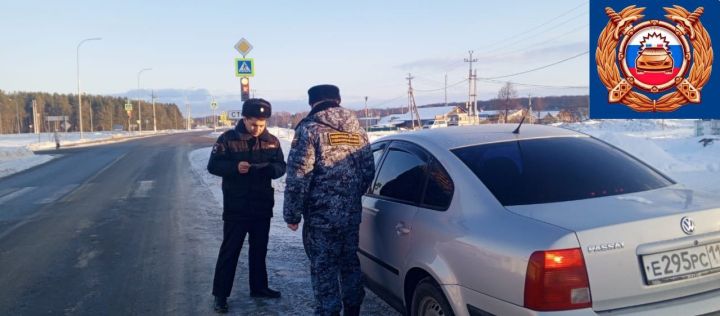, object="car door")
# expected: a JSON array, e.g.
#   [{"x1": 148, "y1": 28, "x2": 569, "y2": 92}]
[
  {"x1": 360, "y1": 141, "x2": 429, "y2": 297},
  {"x1": 360, "y1": 141, "x2": 390, "y2": 286}
]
